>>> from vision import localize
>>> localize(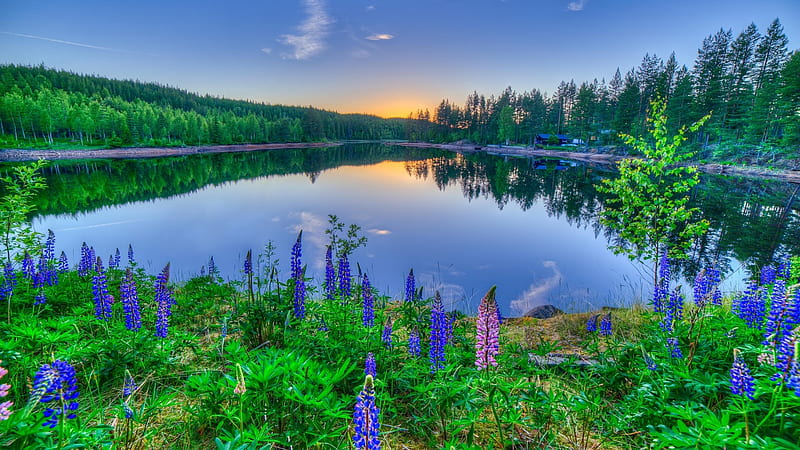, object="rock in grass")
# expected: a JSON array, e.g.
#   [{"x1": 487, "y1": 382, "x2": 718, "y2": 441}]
[{"x1": 523, "y1": 304, "x2": 564, "y2": 319}]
